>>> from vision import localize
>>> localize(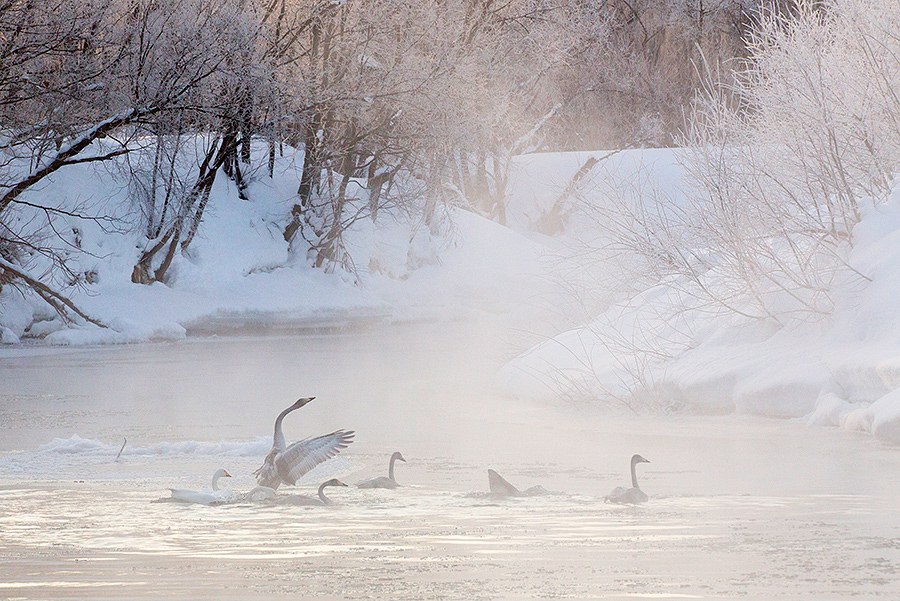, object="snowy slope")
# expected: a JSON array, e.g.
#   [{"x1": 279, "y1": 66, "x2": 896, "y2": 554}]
[
  {"x1": 500, "y1": 149, "x2": 900, "y2": 444},
  {"x1": 0, "y1": 141, "x2": 547, "y2": 345}
]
